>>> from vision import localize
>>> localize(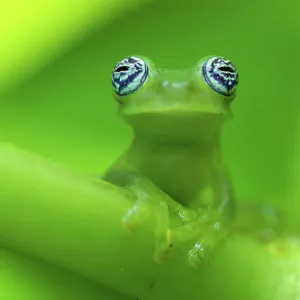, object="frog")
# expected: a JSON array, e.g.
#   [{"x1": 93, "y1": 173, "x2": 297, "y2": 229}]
[{"x1": 102, "y1": 55, "x2": 239, "y2": 268}]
